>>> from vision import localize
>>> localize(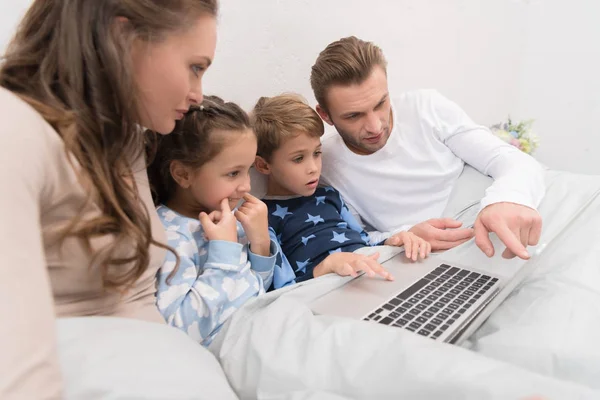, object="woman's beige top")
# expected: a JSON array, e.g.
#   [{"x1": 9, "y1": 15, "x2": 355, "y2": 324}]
[{"x1": 0, "y1": 87, "x2": 167, "y2": 399}]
